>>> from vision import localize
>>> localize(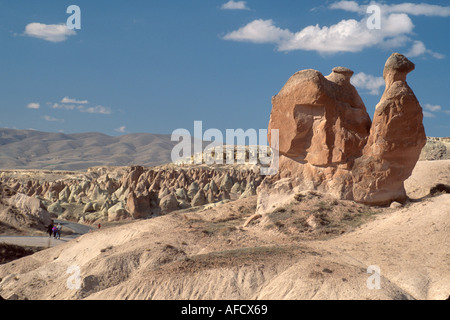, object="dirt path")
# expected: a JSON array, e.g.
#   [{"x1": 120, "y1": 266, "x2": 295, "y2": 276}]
[
  {"x1": 0, "y1": 219, "x2": 94, "y2": 248},
  {"x1": 0, "y1": 236, "x2": 66, "y2": 248}
]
